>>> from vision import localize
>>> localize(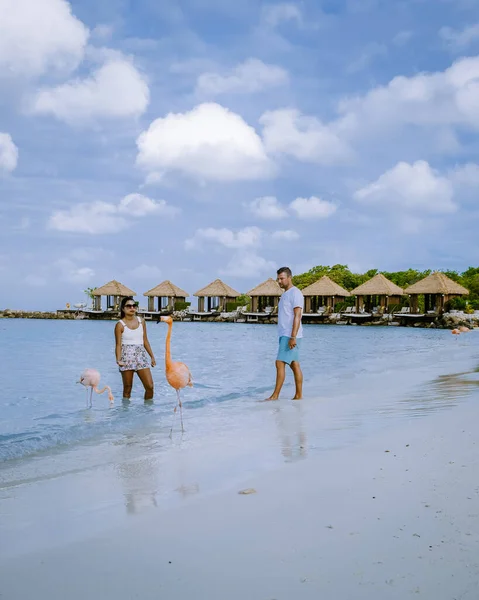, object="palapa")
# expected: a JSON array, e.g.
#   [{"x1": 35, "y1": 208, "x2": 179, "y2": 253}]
[
  {"x1": 194, "y1": 279, "x2": 240, "y2": 298},
  {"x1": 92, "y1": 280, "x2": 136, "y2": 297},
  {"x1": 350, "y1": 273, "x2": 404, "y2": 296},
  {"x1": 144, "y1": 280, "x2": 189, "y2": 298},
  {"x1": 302, "y1": 276, "x2": 350, "y2": 297},
  {"x1": 247, "y1": 278, "x2": 282, "y2": 296},
  {"x1": 404, "y1": 272, "x2": 469, "y2": 296}
]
